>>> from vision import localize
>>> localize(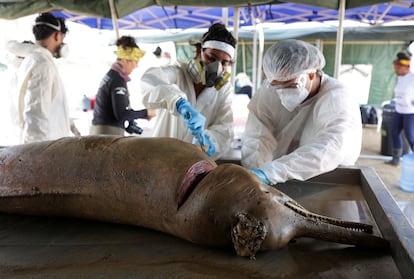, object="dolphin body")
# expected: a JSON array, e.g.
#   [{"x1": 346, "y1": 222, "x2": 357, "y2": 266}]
[{"x1": 0, "y1": 136, "x2": 388, "y2": 259}]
